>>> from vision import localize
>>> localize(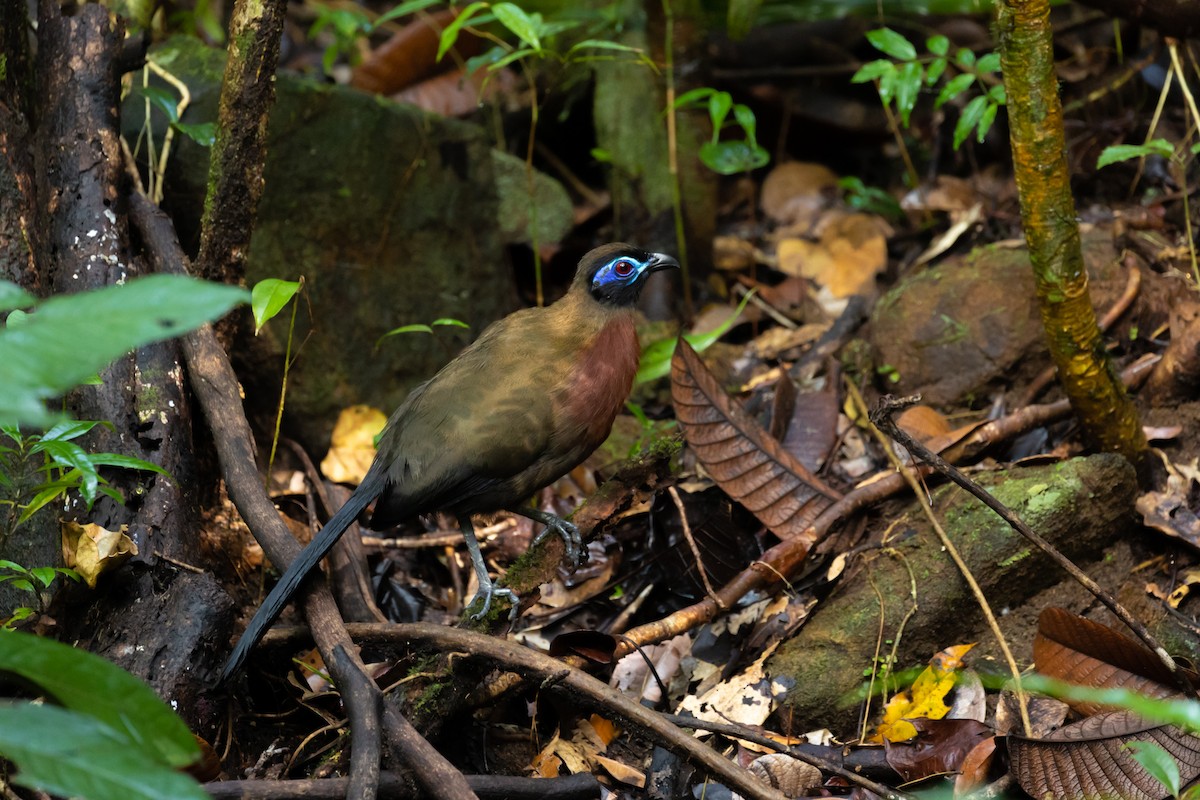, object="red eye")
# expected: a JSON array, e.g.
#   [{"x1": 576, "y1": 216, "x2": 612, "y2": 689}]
[{"x1": 613, "y1": 259, "x2": 635, "y2": 277}]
